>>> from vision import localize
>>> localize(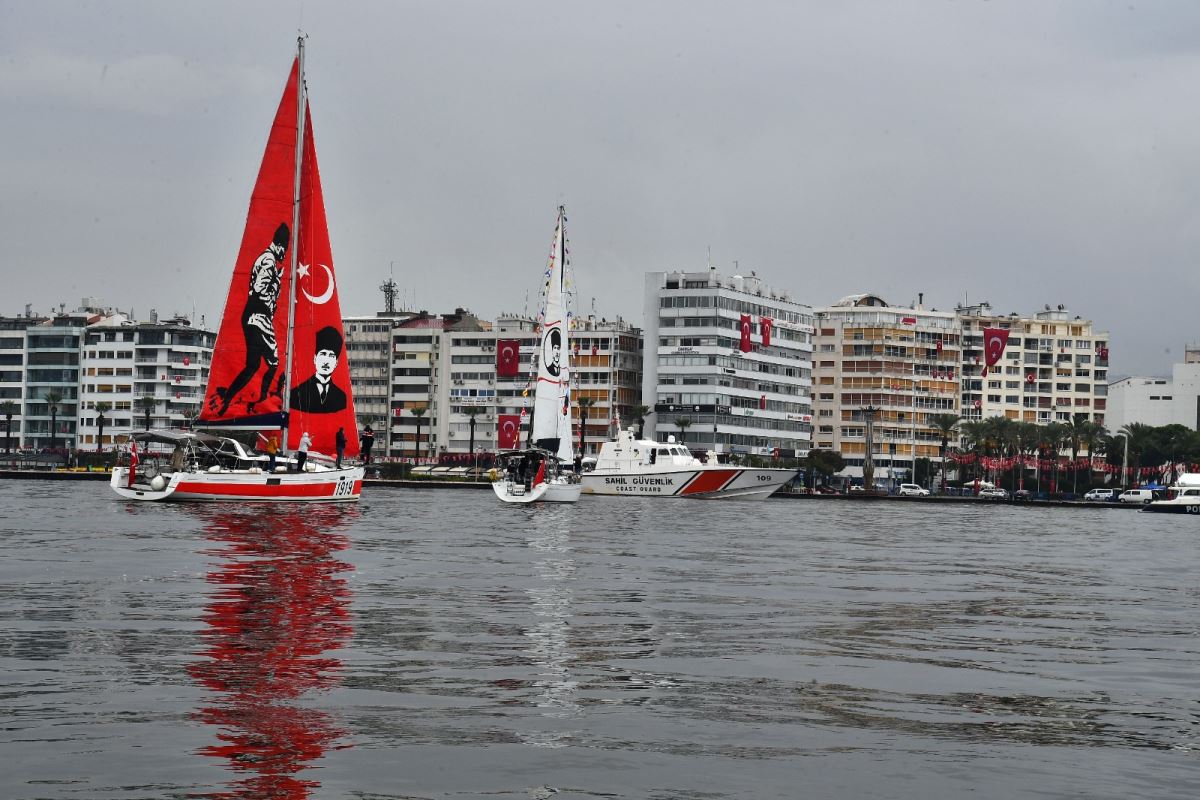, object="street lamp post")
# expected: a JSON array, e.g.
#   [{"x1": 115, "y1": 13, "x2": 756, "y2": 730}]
[{"x1": 863, "y1": 405, "x2": 878, "y2": 492}]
